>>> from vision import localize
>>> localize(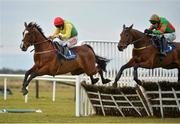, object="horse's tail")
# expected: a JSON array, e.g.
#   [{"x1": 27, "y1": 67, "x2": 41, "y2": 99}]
[
  {"x1": 95, "y1": 55, "x2": 110, "y2": 72},
  {"x1": 85, "y1": 44, "x2": 110, "y2": 72}
]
